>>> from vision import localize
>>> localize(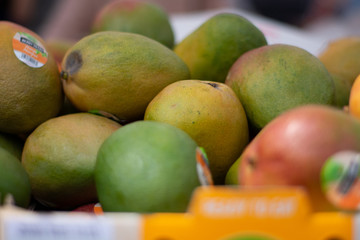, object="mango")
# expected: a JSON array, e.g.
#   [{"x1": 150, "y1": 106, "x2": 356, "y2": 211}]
[
  {"x1": 61, "y1": 31, "x2": 190, "y2": 122},
  {"x1": 95, "y1": 121, "x2": 201, "y2": 213},
  {"x1": 92, "y1": 0, "x2": 174, "y2": 48},
  {"x1": 239, "y1": 104, "x2": 360, "y2": 211},
  {"x1": 226, "y1": 44, "x2": 335, "y2": 131},
  {"x1": 174, "y1": 13, "x2": 267, "y2": 83},
  {"x1": 22, "y1": 113, "x2": 121, "y2": 210},
  {"x1": 144, "y1": 80, "x2": 249, "y2": 184},
  {"x1": 319, "y1": 37, "x2": 360, "y2": 86},
  {"x1": 0, "y1": 147, "x2": 31, "y2": 208},
  {"x1": 0, "y1": 21, "x2": 63, "y2": 134}
]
